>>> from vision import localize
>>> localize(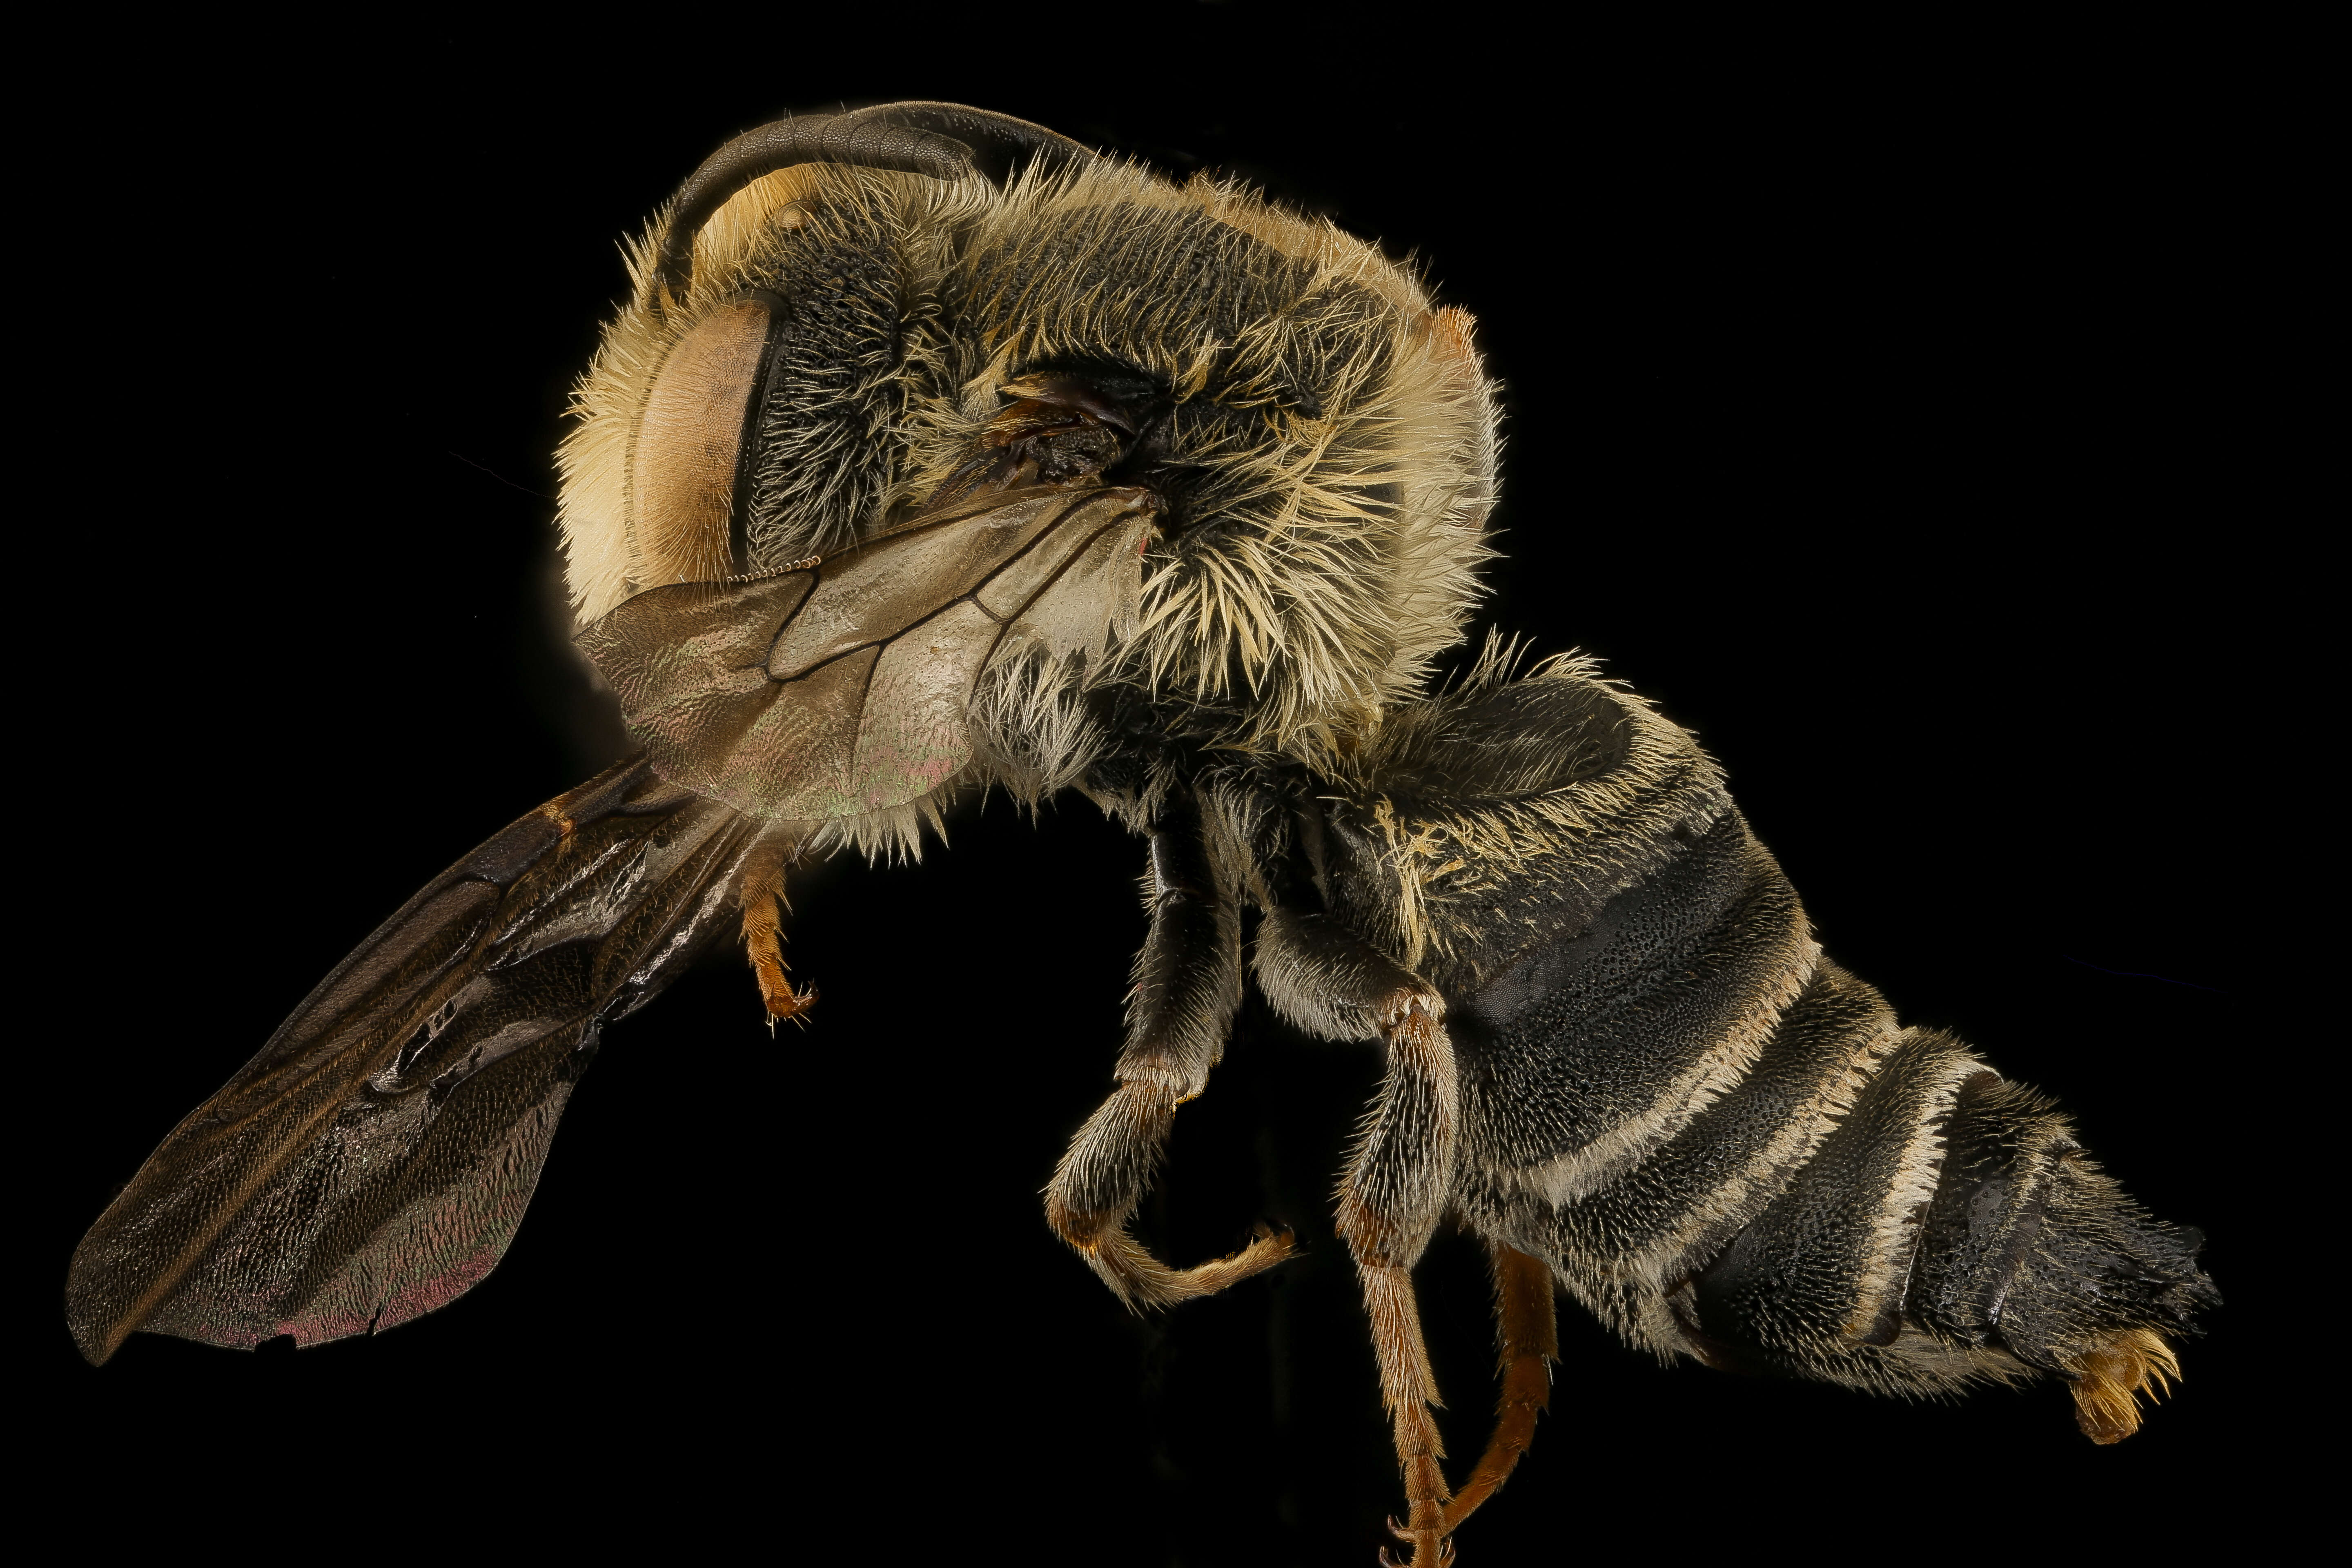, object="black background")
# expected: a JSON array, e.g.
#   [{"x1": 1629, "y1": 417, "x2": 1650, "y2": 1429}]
[{"x1": 27, "y1": 12, "x2": 2299, "y2": 1563}]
